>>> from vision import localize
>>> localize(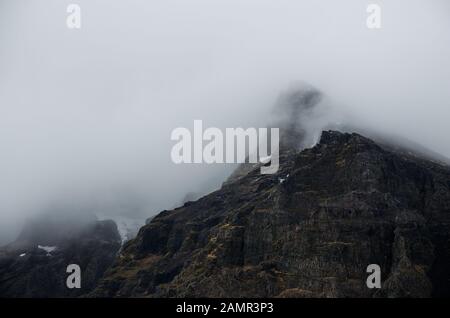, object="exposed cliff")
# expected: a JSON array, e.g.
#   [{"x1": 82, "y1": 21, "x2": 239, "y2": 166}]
[{"x1": 91, "y1": 129, "x2": 450, "y2": 297}]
